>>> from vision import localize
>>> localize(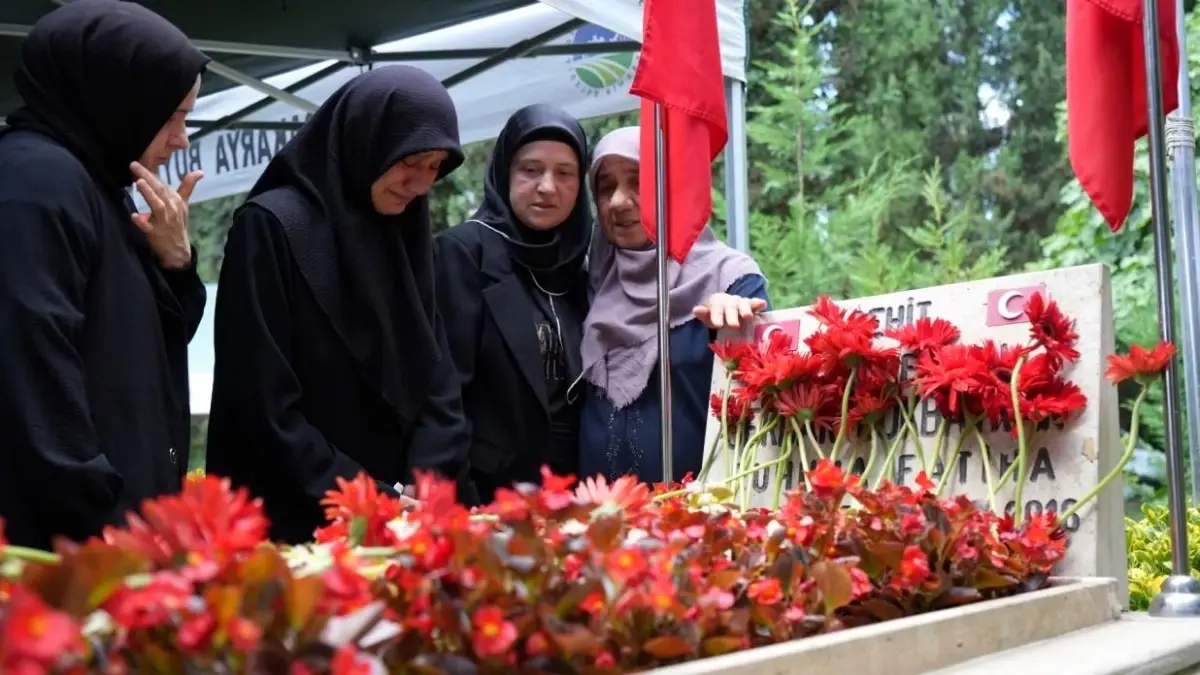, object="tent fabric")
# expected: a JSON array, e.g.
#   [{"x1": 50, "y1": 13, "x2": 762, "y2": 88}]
[
  {"x1": 136, "y1": 0, "x2": 748, "y2": 206},
  {"x1": 539, "y1": 0, "x2": 747, "y2": 83},
  {"x1": 0, "y1": 0, "x2": 532, "y2": 118}
]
